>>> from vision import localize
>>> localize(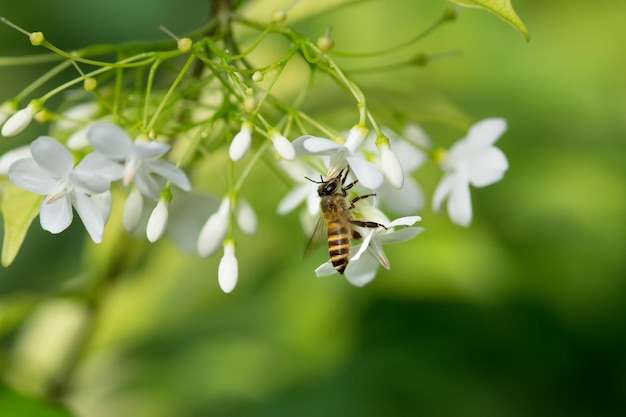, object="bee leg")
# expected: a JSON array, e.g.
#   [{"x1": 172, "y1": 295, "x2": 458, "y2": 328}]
[
  {"x1": 349, "y1": 219, "x2": 387, "y2": 230},
  {"x1": 351, "y1": 230, "x2": 362, "y2": 239},
  {"x1": 349, "y1": 193, "x2": 376, "y2": 208}
]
